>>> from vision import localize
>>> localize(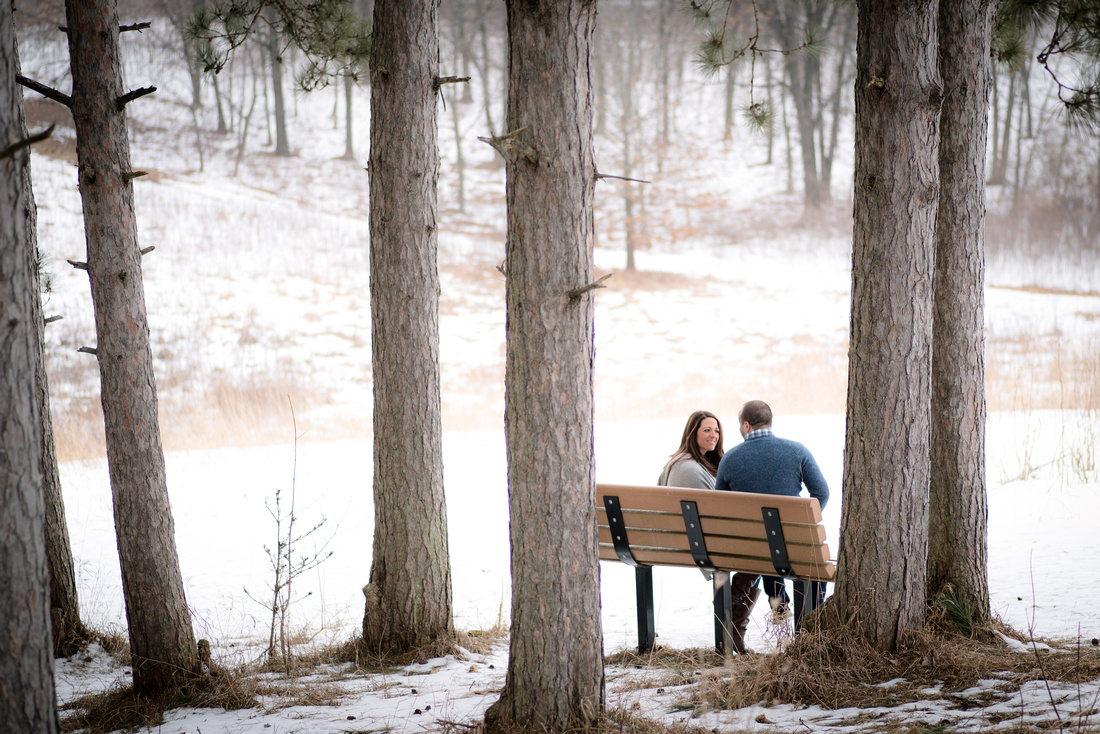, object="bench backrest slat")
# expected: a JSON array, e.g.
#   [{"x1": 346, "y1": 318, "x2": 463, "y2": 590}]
[{"x1": 605, "y1": 510, "x2": 827, "y2": 546}]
